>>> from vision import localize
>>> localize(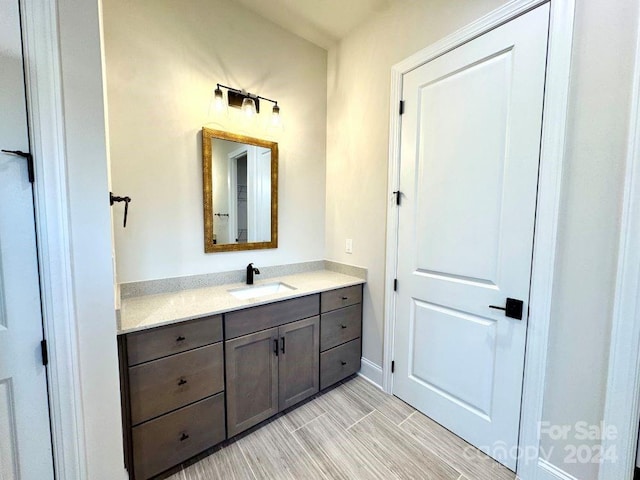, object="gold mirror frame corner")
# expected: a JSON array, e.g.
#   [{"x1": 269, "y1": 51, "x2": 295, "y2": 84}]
[{"x1": 202, "y1": 127, "x2": 278, "y2": 253}]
